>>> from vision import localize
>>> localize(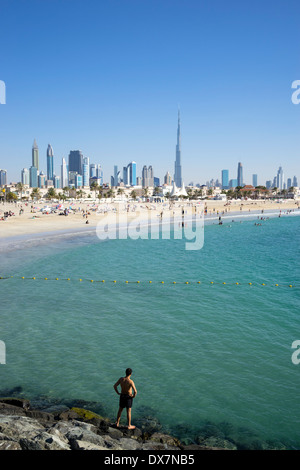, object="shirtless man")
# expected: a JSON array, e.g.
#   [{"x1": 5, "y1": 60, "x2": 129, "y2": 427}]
[{"x1": 114, "y1": 368, "x2": 137, "y2": 429}]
